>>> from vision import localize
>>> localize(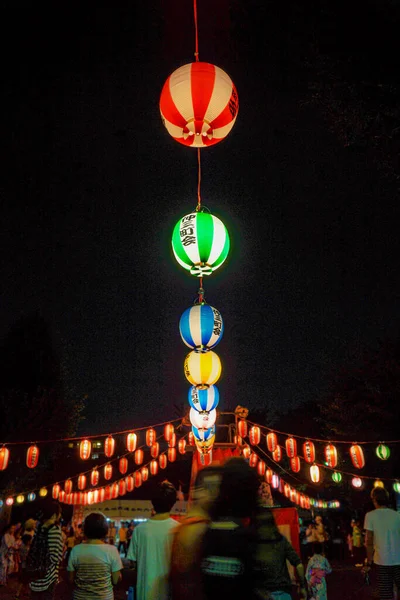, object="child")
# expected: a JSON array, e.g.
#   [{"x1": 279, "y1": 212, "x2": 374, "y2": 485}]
[
  {"x1": 306, "y1": 542, "x2": 332, "y2": 600},
  {"x1": 15, "y1": 534, "x2": 32, "y2": 599}
]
